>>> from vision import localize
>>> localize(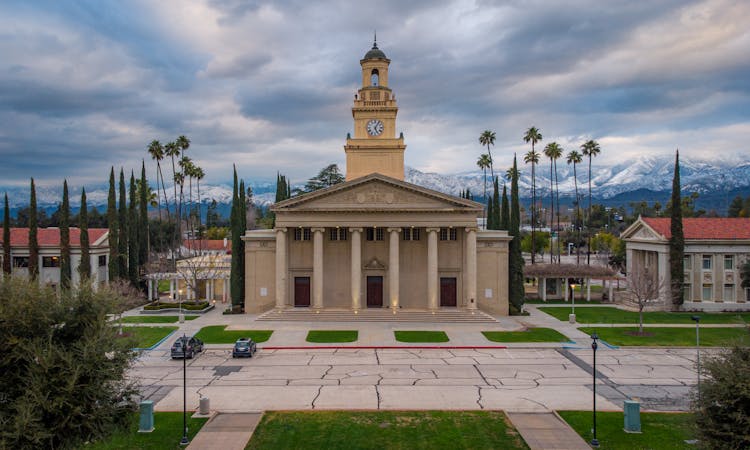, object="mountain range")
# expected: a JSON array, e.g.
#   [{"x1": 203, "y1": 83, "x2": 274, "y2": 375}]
[{"x1": 2, "y1": 155, "x2": 748, "y2": 214}]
